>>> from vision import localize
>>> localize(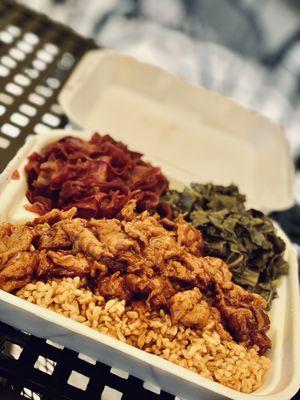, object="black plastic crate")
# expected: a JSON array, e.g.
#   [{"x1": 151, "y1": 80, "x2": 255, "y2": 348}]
[
  {"x1": 0, "y1": 0, "x2": 96, "y2": 172},
  {"x1": 0, "y1": 321, "x2": 176, "y2": 400}
]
